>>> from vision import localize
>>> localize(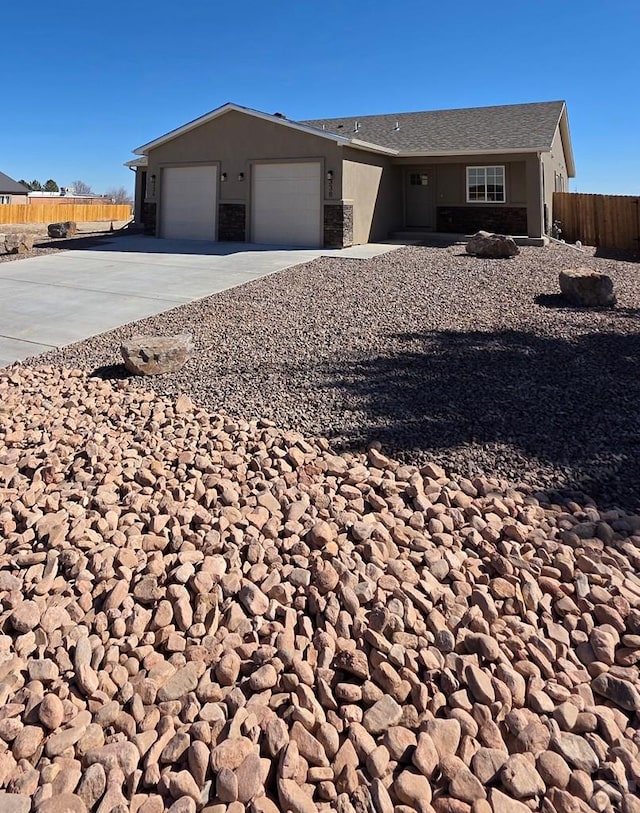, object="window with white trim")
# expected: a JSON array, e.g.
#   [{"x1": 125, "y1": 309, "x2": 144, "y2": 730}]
[
  {"x1": 466, "y1": 166, "x2": 505, "y2": 203},
  {"x1": 0, "y1": 195, "x2": 10, "y2": 204}
]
